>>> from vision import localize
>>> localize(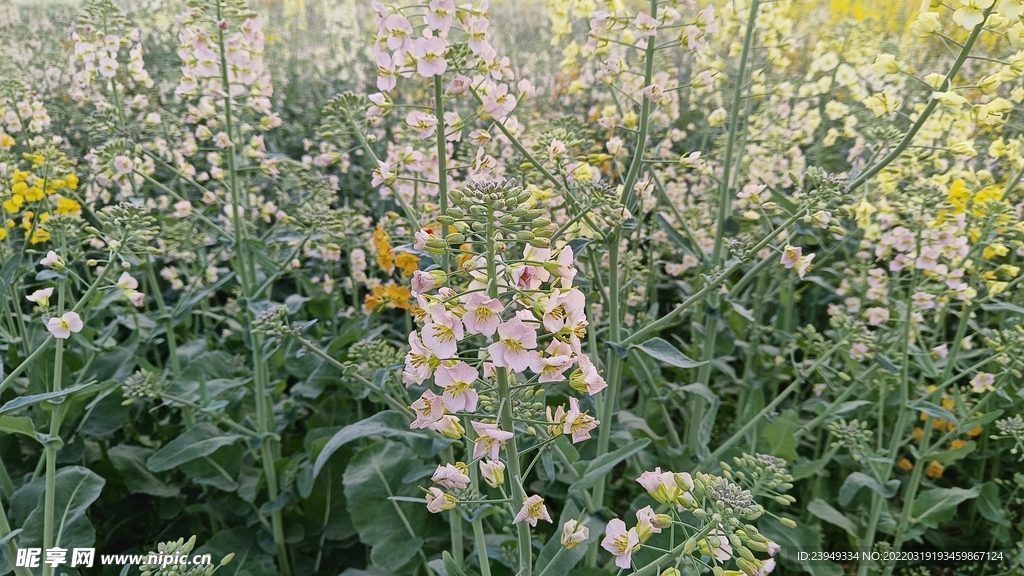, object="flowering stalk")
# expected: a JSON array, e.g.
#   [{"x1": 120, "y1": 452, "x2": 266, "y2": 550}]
[
  {"x1": 212, "y1": 0, "x2": 289, "y2": 572},
  {"x1": 40, "y1": 278, "x2": 66, "y2": 576},
  {"x1": 689, "y1": 0, "x2": 760, "y2": 456}
]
